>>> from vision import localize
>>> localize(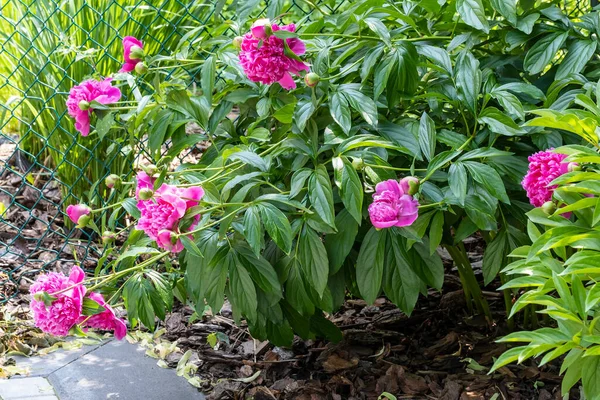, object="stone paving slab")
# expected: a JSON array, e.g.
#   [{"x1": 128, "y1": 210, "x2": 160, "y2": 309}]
[
  {"x1": 9, "y1": 342, "x2": 105, "y2": 378},
  {"x1": 48, "y1": 340, "x2": 205, "y2": 400},
  {"x1": 0, "y1": 377, "x2": 58, "y2": 400}
]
